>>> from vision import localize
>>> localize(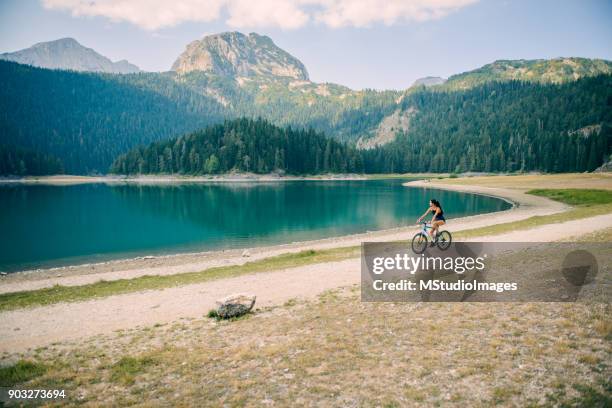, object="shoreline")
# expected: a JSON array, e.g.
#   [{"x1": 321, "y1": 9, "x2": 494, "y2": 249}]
[
  {"x1": 0, "y1": 173, "x2": 372, "y2": 185},
  {"x1": 0, "y1": 181, "x2": 567, "y2": 294}
]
